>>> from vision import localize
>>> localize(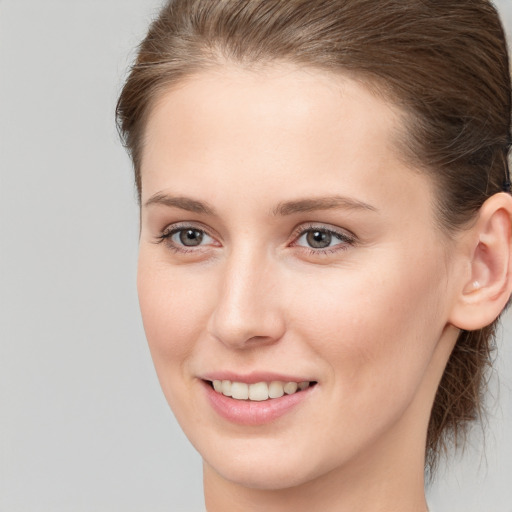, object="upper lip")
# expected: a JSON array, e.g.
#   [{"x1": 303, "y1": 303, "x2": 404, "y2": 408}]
[{"x1": 200, "y1": 371, "x2": 315, "y2": 384}]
